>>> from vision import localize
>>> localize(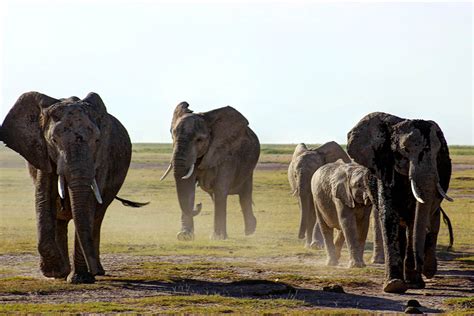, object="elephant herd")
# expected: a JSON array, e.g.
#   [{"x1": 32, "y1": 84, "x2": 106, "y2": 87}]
[{"x1": 0, "y1": 91, "x2": 454, "y2": 294}]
